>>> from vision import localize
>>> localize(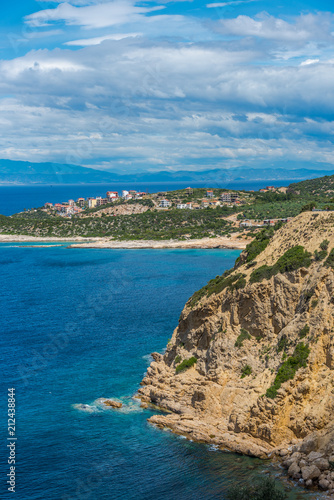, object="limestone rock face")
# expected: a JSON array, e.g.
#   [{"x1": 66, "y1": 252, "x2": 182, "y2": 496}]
[{"x1": 138, "y1": 212, "x2": 334, "y2": 491}]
